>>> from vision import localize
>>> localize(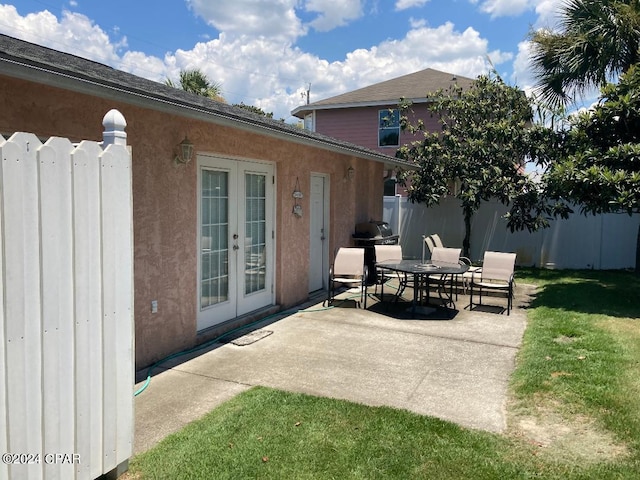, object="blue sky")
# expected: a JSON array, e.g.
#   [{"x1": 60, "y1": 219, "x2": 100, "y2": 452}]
[{"x1": 0, "y1": 0, "x2": 565, "y2": 121}]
